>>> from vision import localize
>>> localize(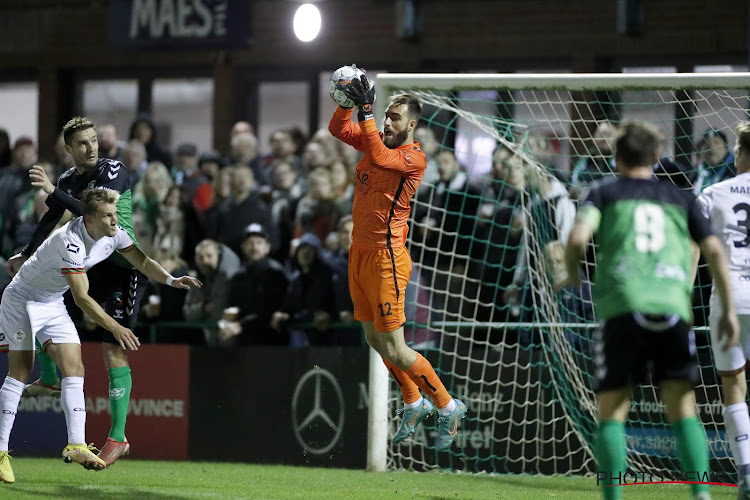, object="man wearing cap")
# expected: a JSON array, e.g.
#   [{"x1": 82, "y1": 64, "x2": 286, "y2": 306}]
[
  {"x1": 220, "y1": 223, "x2": 289, "y2": 347},
  {"x1": 693, "y1": 128, "x2": 736, "y2": 195}
]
